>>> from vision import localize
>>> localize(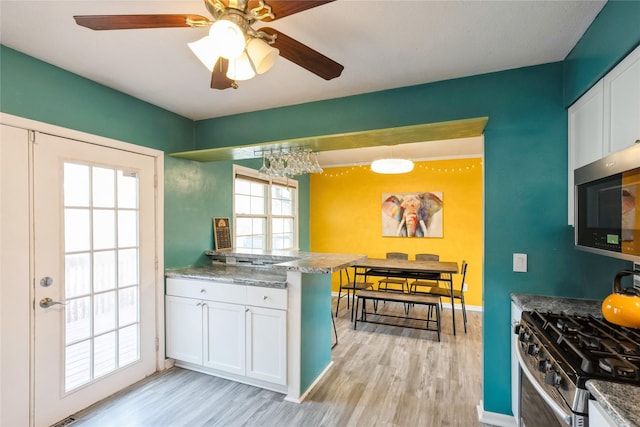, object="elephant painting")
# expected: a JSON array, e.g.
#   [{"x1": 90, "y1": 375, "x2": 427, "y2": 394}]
[{"x1": 381, "y1": 192, "x2": 443, "y2": 237}]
